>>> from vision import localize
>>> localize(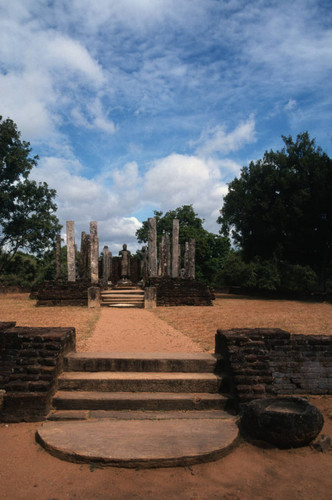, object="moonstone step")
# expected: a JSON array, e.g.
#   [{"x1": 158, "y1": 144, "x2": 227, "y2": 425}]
[{"x1": 36, "y1": 417, "x2": 239, "y2": 467}]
